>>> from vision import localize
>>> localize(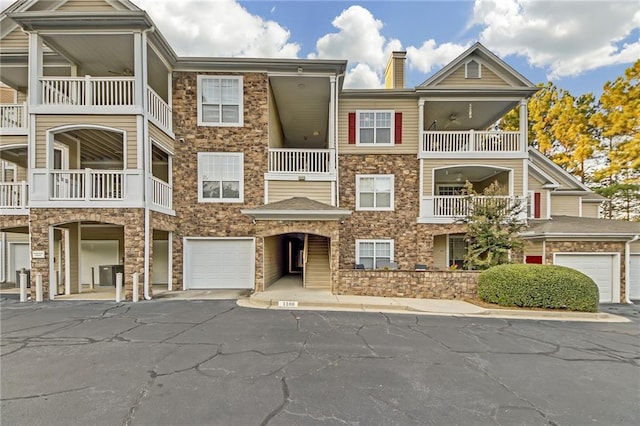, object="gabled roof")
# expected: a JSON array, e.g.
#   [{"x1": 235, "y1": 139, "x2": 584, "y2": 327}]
[
  {"x1": 524, "y1": 215, "x2": 640, "y2": 238},
  {"x1": 241, "y1": 197, "x2": 352, "y2": 221},
  {"x1": 418, "y1": 42, "x2": 537, "y2": 90},
  {"x1": 528, "y1": 147, "x2": 592, "y2": 192}
]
